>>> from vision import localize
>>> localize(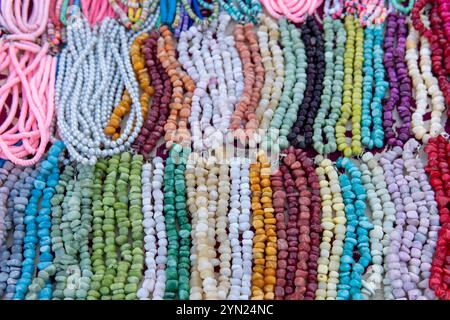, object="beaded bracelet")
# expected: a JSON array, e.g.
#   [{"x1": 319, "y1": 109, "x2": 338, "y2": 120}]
[
  {"x1": 0, "y1": 165, "x2": 38, "y2": 299},
  {"x1": 288, "y1": 16, "x2": 325, "y2": 150},
  {"x1": 383, "y1": 12, "x2": 414, "y2": 148},
  {"x1": 335, "y1": 15, "x2": 364, "y2": 158},
  {"x1": 109, "y1": 0, "x2": 158, "y2": 30},
  {"x1": 361, "y1": 24, "x2": 387, "y2": 150},
  {"x1": 336, "y1": 156, "x2": 372, "y2": 300},
  {"x1": 13, "y1": 141, "x2": 65, "y2": 300},
  {"x1": 256, "y1": 15, "x2": 285, "y2": 135},
  {"x1": 391, "y1": 0, "x2": 415, "y2": 15},
  {"x1": 250, "y1": 152, "x2": 276, "y2": 300},
  {"x1": 406, "y1": 19, "x2": 446, "y2": 143},
  {"x1": 265, "y1": 19, "x2": 307, "y2": 154},
  {"x1": 314, "y1": 156, "x2": 345, "y2": 300},
  {"x1": 313, "y1": 17, "x2": 346, "y2": 155},
  {"x1": 424, "y1": 136, "x2": 450, "y2": 299},
  {"x1": 163, "y1": 144, "x2": 191, "y2": 299},
  {"x1": 359, "y1": 152, "x2": 395, "y2": 299},
  {"x1": 181, "y1": 0, "x2": 219, "y2": 26}
]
